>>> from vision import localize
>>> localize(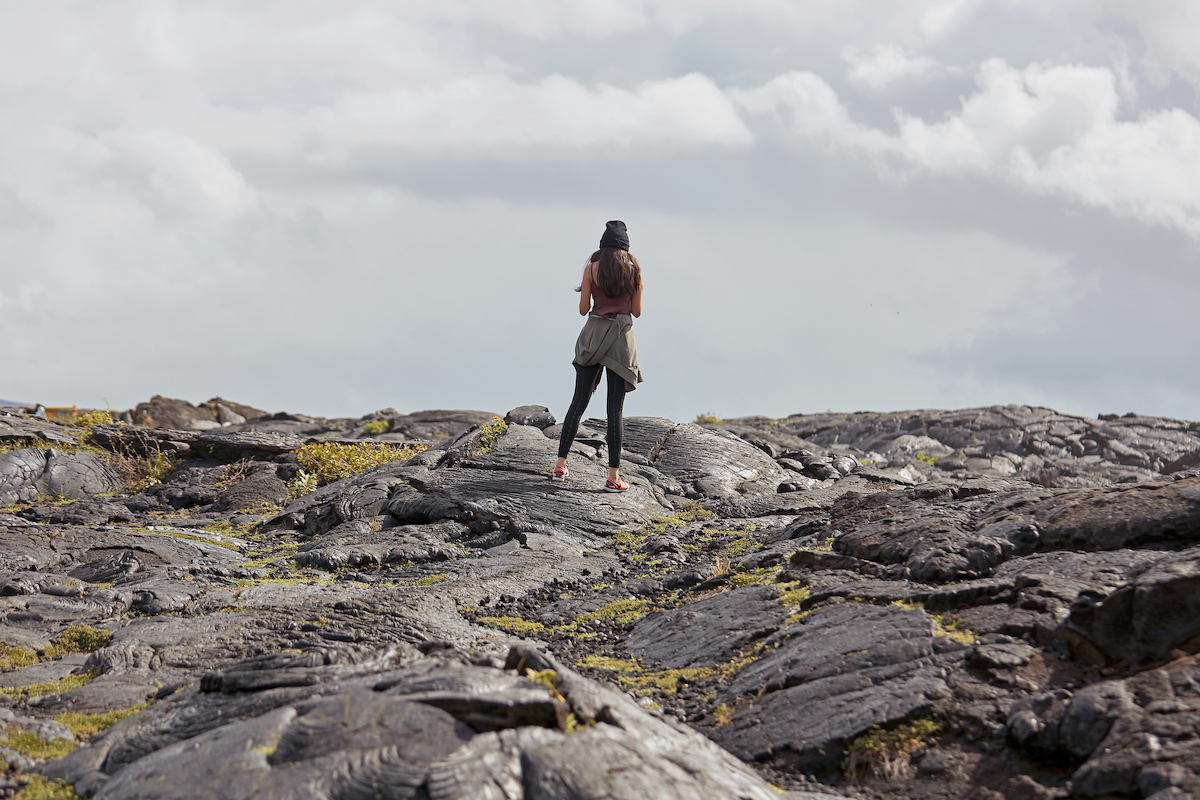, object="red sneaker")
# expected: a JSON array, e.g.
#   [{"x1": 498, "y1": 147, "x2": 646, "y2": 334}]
[
  {"x1": 551, "y1": 465, "x2": 569, "y2": 481},
  {"x1": 604, "y1": 477, "x2": 629, "y2": 492}
]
